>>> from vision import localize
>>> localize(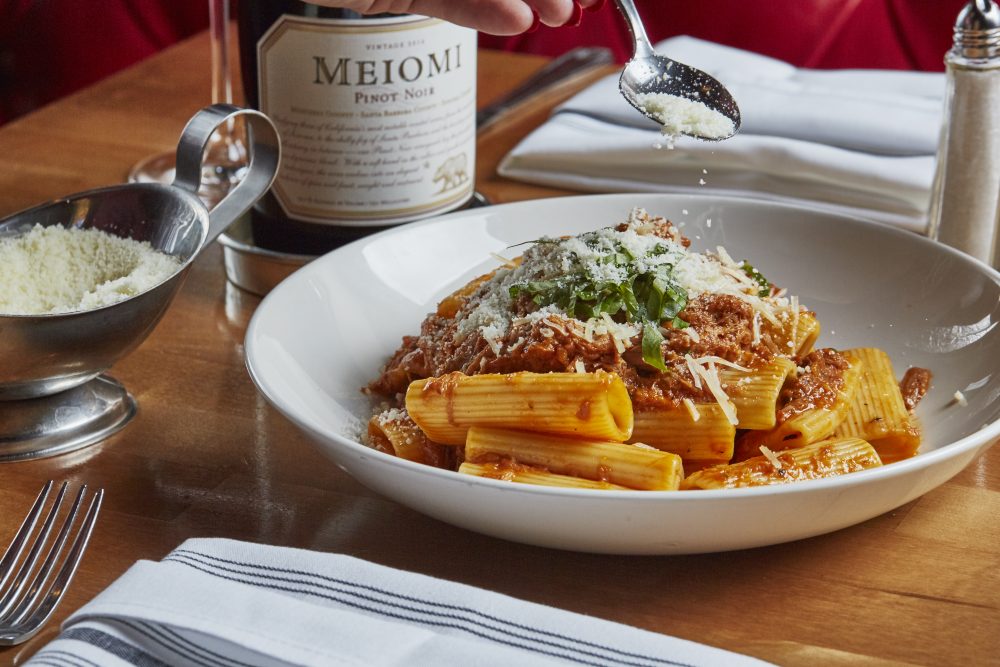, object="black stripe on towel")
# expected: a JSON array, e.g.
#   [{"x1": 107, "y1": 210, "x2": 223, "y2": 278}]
[
  {"x1": 111, "y1": 619, "x2": 261, "y2": 667},
  {"x1": 55, "y1": 627, "x2": 172, "y2": 667},
  {"x1": 25, "y1": 648, "x2": 96, "y2": 667},
  {"x1": 165, "y1": 549, "x2": 695, "y2": 667},
  {"x1": 25, "y1": 660, "x2": 83, "y2": 667},
  {"x1": 158, "y1": 622, "x2": 264, "y2": 667}
]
